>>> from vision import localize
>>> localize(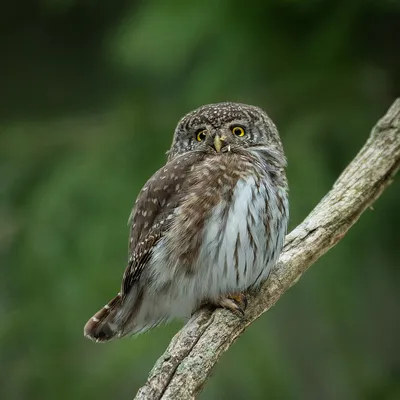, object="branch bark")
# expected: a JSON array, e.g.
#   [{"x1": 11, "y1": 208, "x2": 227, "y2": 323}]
[{"x1": 135, "y1": 99, "x2": 400, "y2": 400}]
